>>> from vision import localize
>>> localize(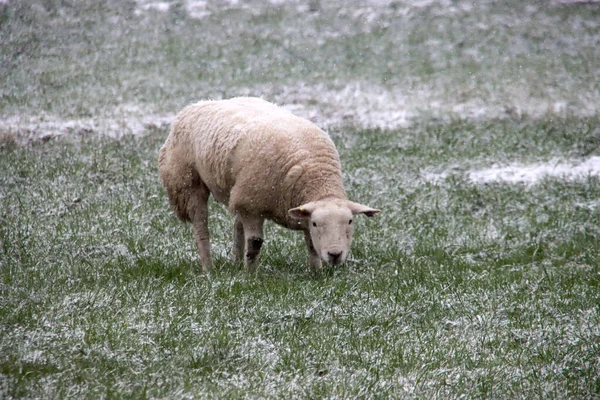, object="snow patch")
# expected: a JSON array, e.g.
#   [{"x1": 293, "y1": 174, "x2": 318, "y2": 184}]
[
  {"x1": 132, "y1": 0, "x2": 459, "y2": 20},
  {"x1": 3, "y1": 81, "x2": 599, "y2": 143},
  {"x1": 134, "y1": 0, "x2": 306, "y2": 19},
  {"x1": 1, "y1": 111, "x2": 173, "y2": 144},
  {"x1": 136, "y1": 1, "x2": 171, "y2": 13},
  {"x1": 0, "y1": 82, "x2": 412, "y2": 142},
  {"x1": 424, "y1": 157, "x2": 600, "y2": 185},
  {"x1": 576, "y1": 199, "x2": 600, "y2": 210},
  {"x1": 268, "y1": 82, "x2": 413, "y2": 130},
  {"x1": 247, "y1": 81, "x2": 599, "y2": 131},
  {"x1": 469, "y1": 157, "x2": 600, "y2": 184}
]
